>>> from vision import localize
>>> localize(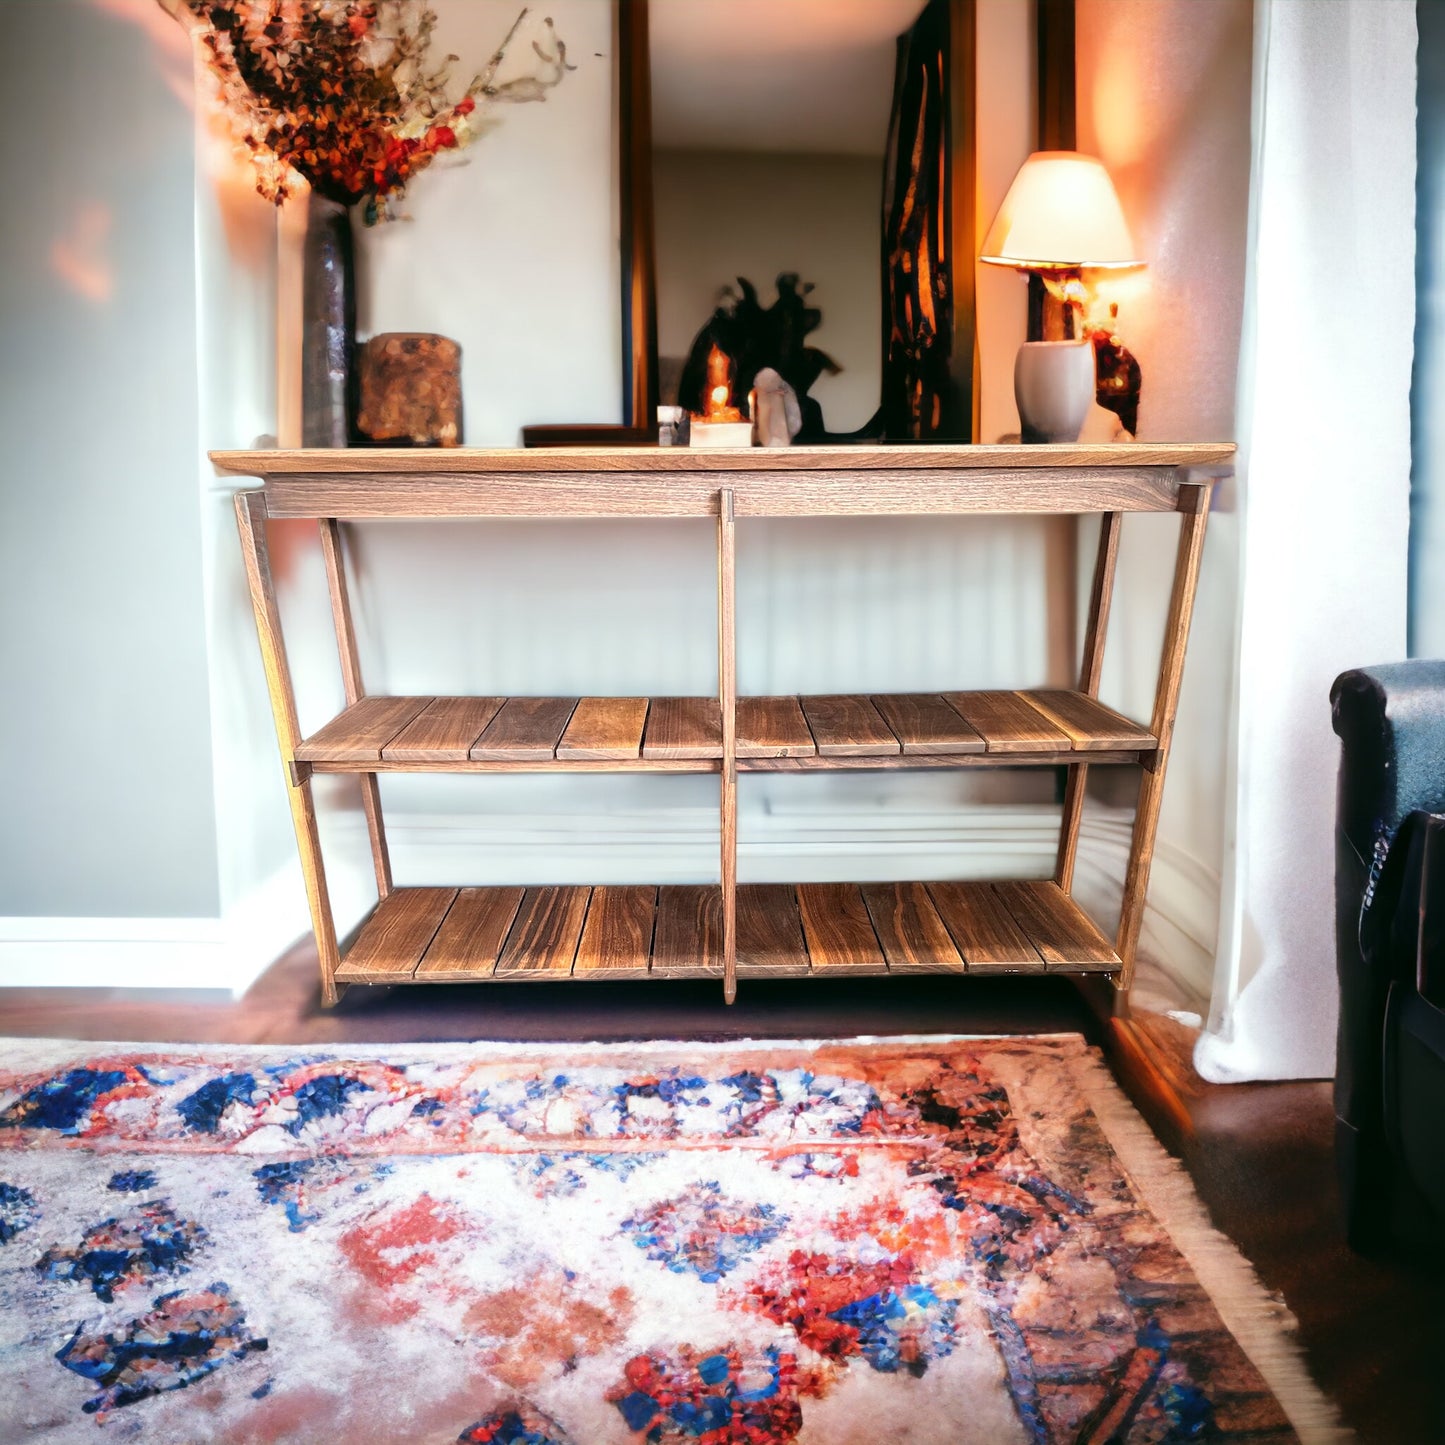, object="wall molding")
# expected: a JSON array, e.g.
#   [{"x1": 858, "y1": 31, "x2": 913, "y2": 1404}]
[
  {"x1": 0, "y1": 805, "x2": 1219, "y2": 1004},
  {"x1": 0, "y1": 863, "x2": 316, "y2": 996}
]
